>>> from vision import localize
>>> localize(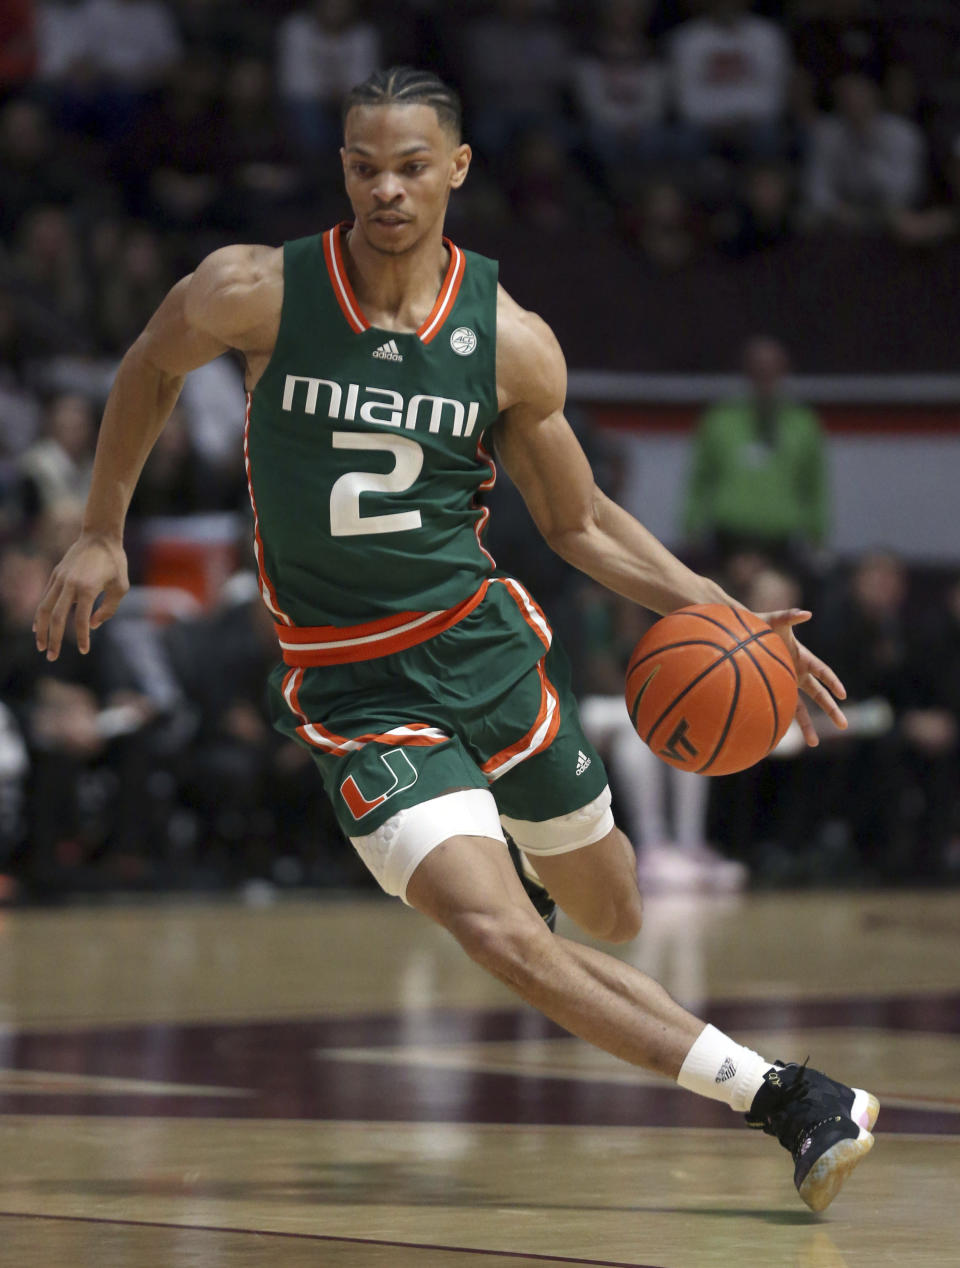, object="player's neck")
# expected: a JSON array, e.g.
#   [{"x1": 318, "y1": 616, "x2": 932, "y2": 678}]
[{"x1": 343, "y1": 225, "x2": 449, "y2": 334}]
